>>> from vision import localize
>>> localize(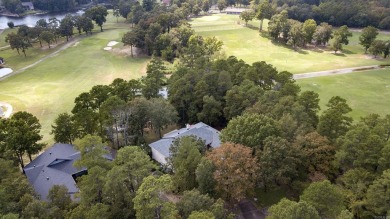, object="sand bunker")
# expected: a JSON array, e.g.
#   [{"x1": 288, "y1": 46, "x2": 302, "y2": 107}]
[
  {"x1": 104, "y1": 41, "x2": 119, "y2": 51},
  {"x1": 0, "y1": 68, "x2": 13, "y2": 78},
  {"x1": 107, "y1": 41, "x2": 119, "y2": 47},
  {"x1": 0, "y1": 102, "x2": 13, "y2": 118}
]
